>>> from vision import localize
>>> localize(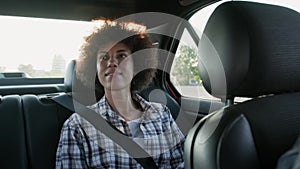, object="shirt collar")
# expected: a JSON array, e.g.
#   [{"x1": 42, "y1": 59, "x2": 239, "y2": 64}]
[
  {"x1": 90, "y1": 93, "x2": 160, "y2": 123},
  {"x1": 97, "y1": 96, "x2": 121, "y2": 120}
]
